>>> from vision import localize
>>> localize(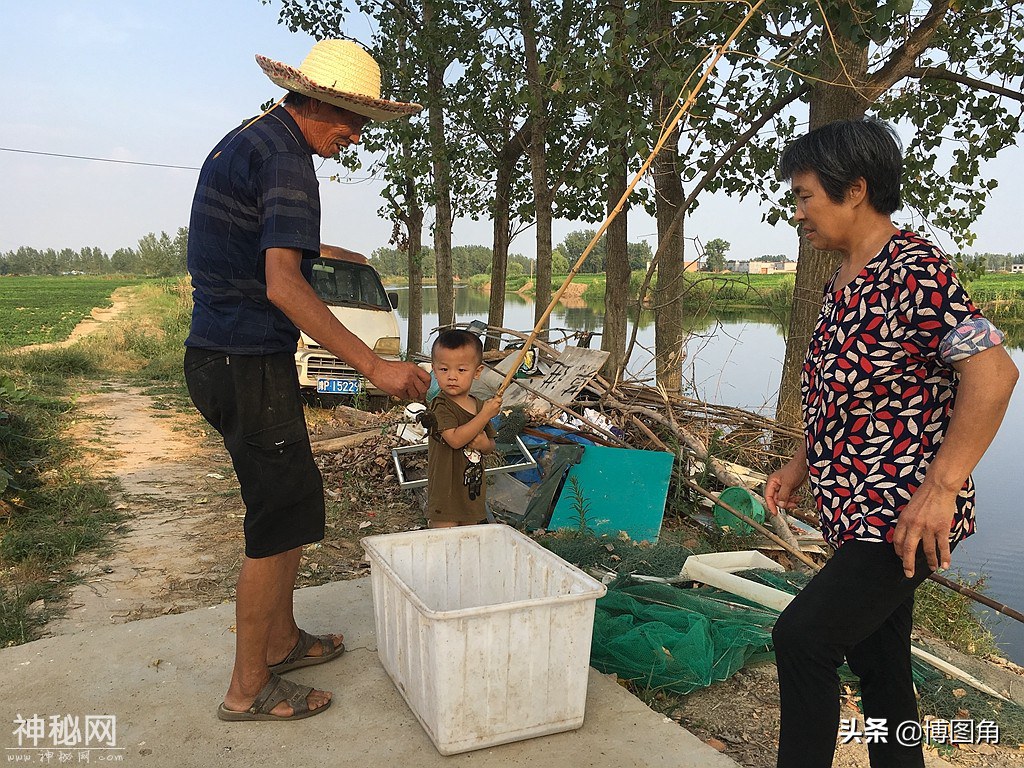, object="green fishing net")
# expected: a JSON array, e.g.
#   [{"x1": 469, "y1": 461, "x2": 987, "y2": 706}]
[
  {"x1": 590, "y1": 581, "x2": 776, "y2": 694},
  {"x1": 540, "y1": 534, "x2": 1024, "y2": 741}
]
